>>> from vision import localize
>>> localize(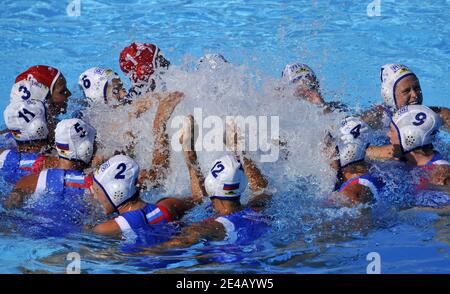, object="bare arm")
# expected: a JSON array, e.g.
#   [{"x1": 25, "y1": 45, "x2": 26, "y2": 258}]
[
  {"x1": 183, "y1": 151, "x2": 206, "y2": 204},
  {"x1": 138, "y1": 91, "x2": 184, "y2": 187},
  {"x1": 429, "y1": 165, "x2": 450, "y2": 187},
  {"x1": 142, "y1": 220, "x2": 226, "y2": 253},
  {"x1": 241, "y1": 152, "x2": 268, "y2": 193},
  {"x1": 3, "y1": 173, "x2": 39, "y2": 209},
  {"x1": 225, "y1": 121, "x2": 271, "y2": 209},
  {"x1": 430, "y1": 106, "x2": 450, "y2": 132},
  {"x1": 90, "y1": 219, "x2": 122, "y2": 237},
  {"x1": 146, "y1": 115, "x2": 207, "y2": 222},
  {"x1": 225, "y1": 121, "x2": 268, "y2": 192},
  {"x1": 339, "y1": 184, "x2": 374, "y2": 206},
  {"x1": 360, "y1": 105, "x2": 385, "y2": 130},
  {"x1": 181, "y1": 115, "x2": 206, "y2": 203},
  {"x1": 366, "y1": 145, "x2": 393, "y2": 161},
  {"x1": 128, "y1": 92, "x2": 161, "y2": 119}
]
